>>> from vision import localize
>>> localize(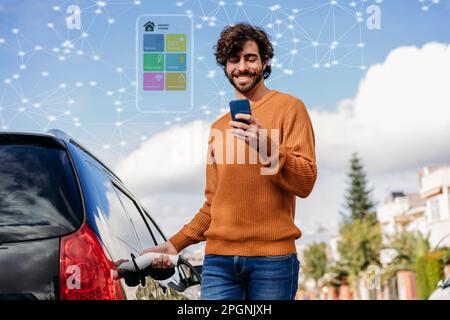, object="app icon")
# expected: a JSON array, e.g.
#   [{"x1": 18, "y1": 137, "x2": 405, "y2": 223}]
[
  {"x1": 166, "y1": 73, "x2": 186, "y2": 91},
  {"x1": 143, "y1": 72, "x2": 164, "y2": 91},
  {"x1": 144, "y1": 34, "x2": 164, "y2": 52},
  {"x1": 166, "y1": 34, "x2": 186, "y2": 52},
  {"x1": 166, "y1": 53, "x2": 186, "y2": 72},
  {"x1": 143, "y1": 53, "x2": 164, "y2": 71}
]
